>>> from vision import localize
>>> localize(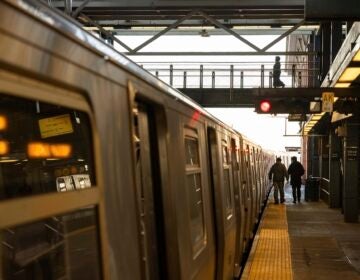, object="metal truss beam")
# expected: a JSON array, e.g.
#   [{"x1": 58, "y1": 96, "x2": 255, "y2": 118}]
[
  {"x1": 53, "y1": 0, "x2": 305, "y2": 9},
  {"x1": 111, "y1": 28, "x2": 315, "y2": 36},
  {"x1": 198, "y1": 11, "x2": 261, "y2": 52},
  {"x1": 72, "y1": 0, "x2": 91, "y2": 18},
  {"x1": 261, "y1": 20, "x2": 305, "y2": 51},
  {"x1": 88, "y1": 18, "x2": 305, "y2": 27},
  {"x1": 79, "y1": 13, "x2": 133, "y2": 52},
  {"x1": 130, "y1": 11, "x2": 196, "y2": 53},
  {"x1": 126, "y1": 51, "x2": 317, "y2": 56}
]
